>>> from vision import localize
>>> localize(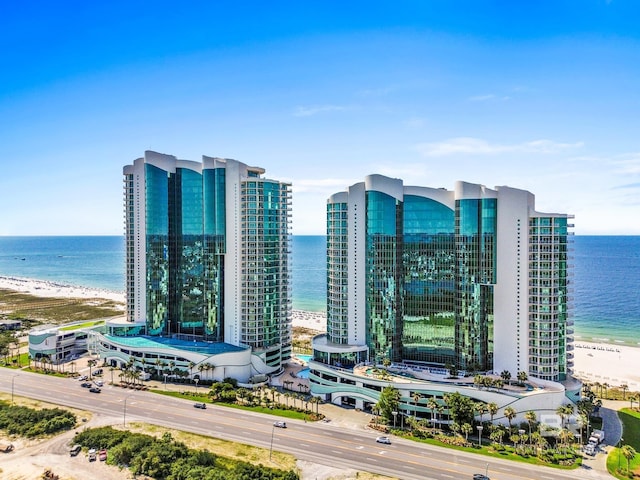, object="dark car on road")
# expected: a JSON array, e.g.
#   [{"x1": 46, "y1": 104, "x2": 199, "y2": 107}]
[
  {"x1": 89, "y1": 387, "x2": 101, "y2": 393},
  {"x1": 193, "y1": 403, "x2": 207, "y2": 409},
  {"x1": 473, "y1": 474, "x2": 490, "y2": 480},
  {"x1": 81, "y1": 382, "x2": 92, "y2": 388}
]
